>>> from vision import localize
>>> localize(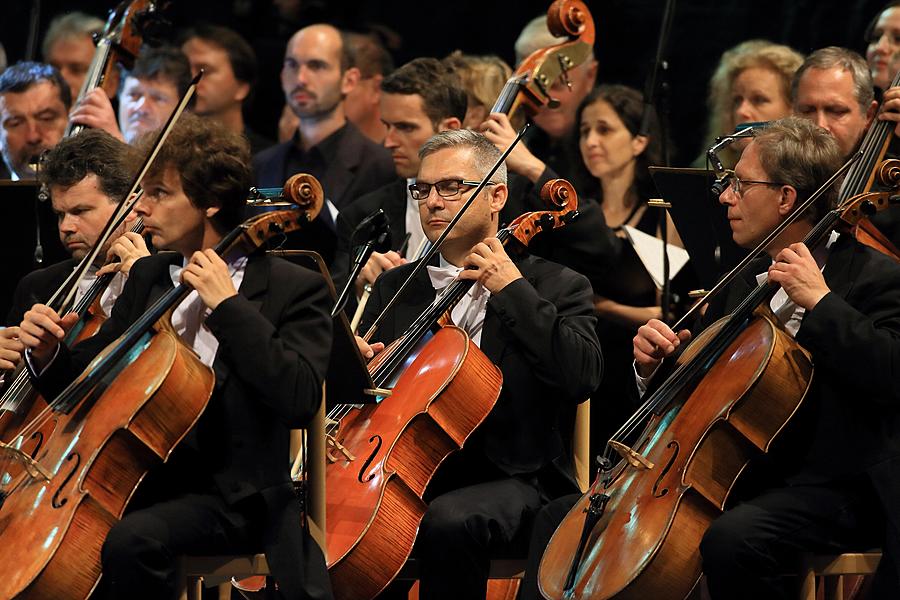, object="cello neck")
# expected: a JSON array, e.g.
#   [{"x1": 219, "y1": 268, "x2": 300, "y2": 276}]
[{"x1": 63, "y1": 39, "x2": 115, "y2": 138}]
